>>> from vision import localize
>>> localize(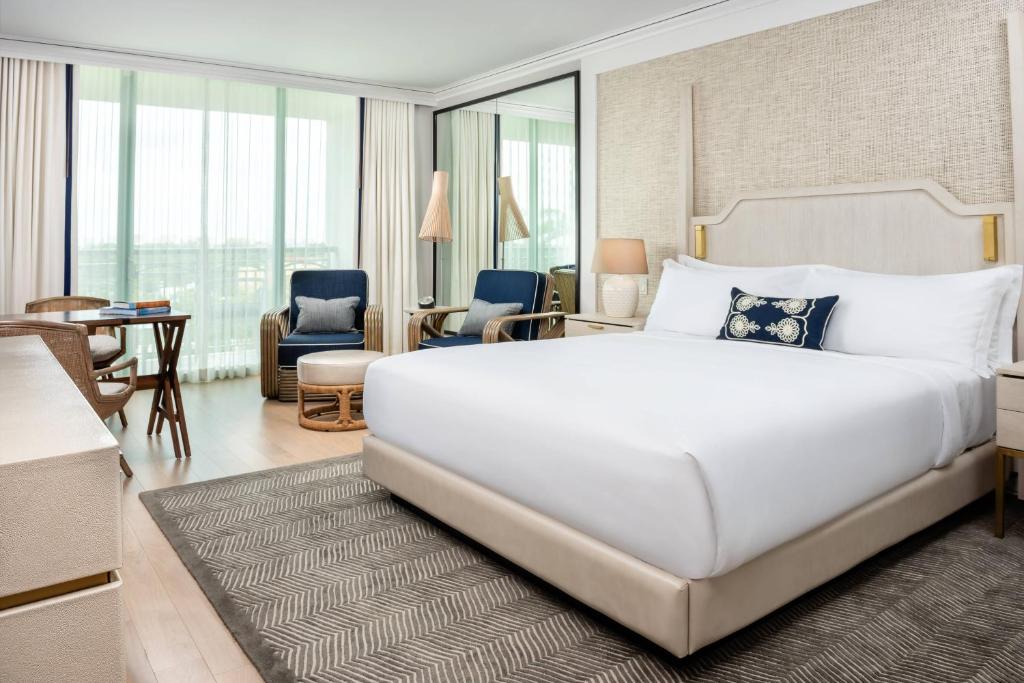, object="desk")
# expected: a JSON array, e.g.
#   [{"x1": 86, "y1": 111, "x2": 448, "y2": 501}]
[{"x1": 0, "y1": 309, "x2": 192, "y2": 458}]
